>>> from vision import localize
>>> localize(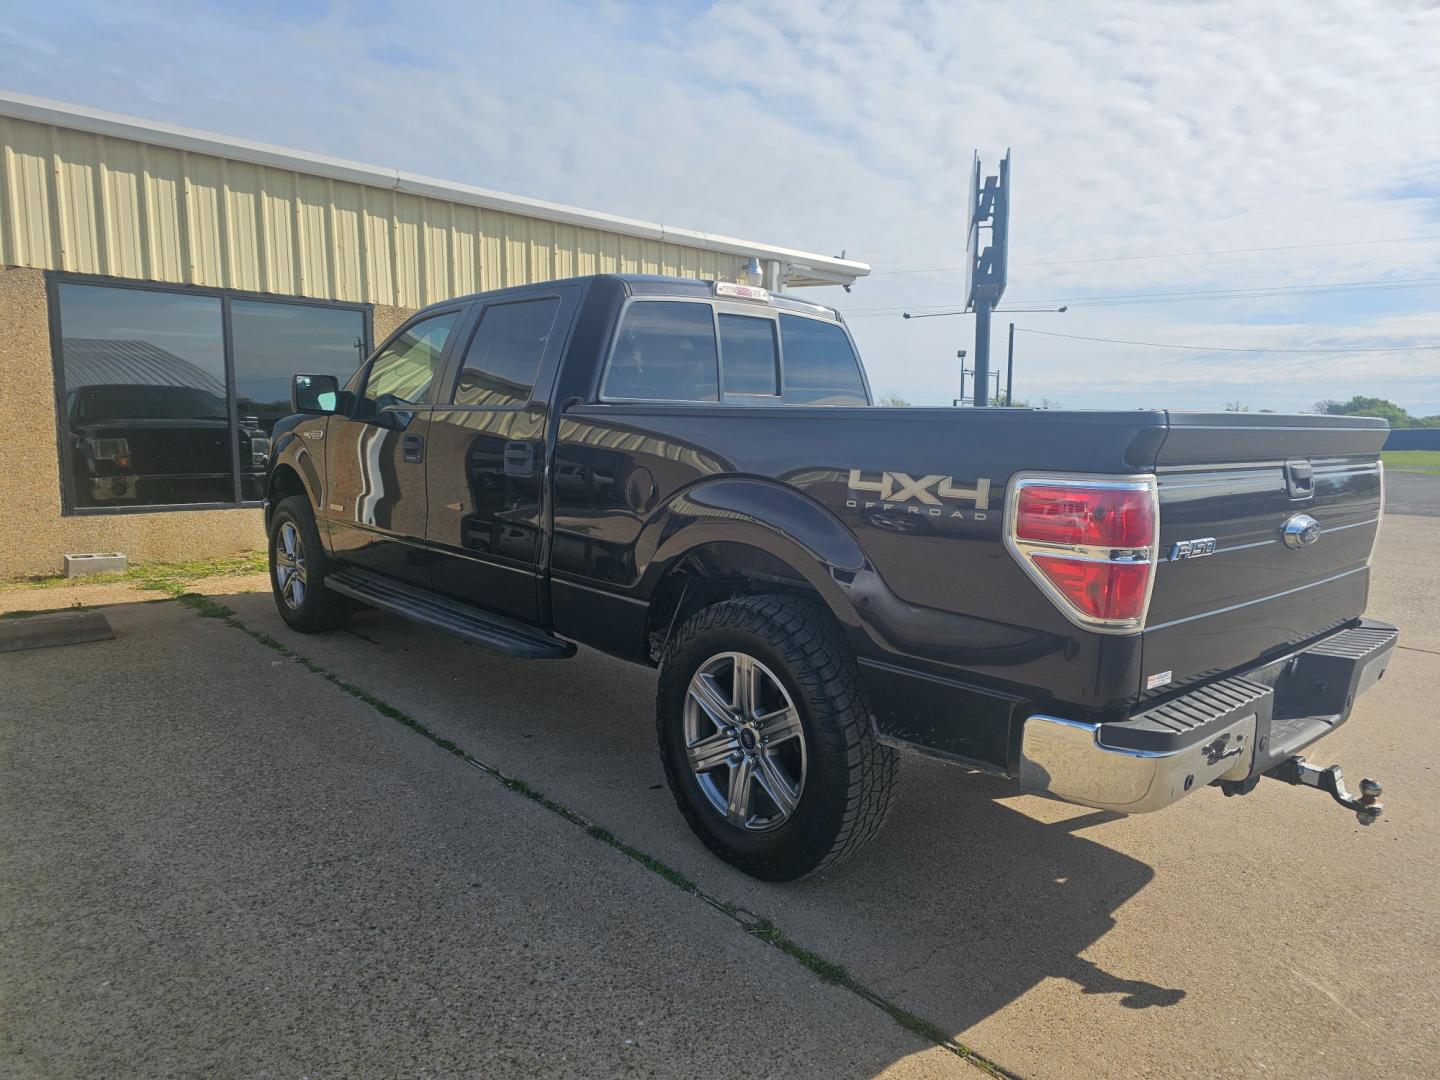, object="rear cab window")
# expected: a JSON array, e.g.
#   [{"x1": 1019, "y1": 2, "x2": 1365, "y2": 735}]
[
  {"x1": 718, "y1": 314, "x2": 780, "y2": 398},
  {"x1": 601, "y1": 296, "x2": 868, "y2": 406}
]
